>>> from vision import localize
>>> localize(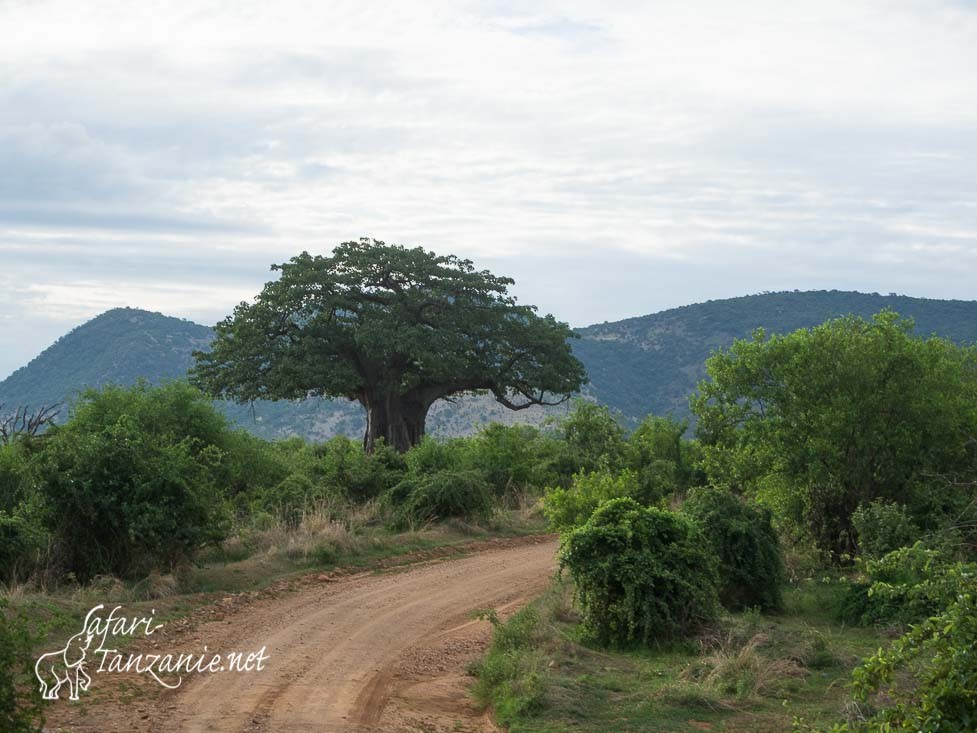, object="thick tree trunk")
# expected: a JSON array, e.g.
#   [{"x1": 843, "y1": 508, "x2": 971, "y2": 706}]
[{"x1": 362, "y1": 392, "x2": 429, "y2": 453}]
